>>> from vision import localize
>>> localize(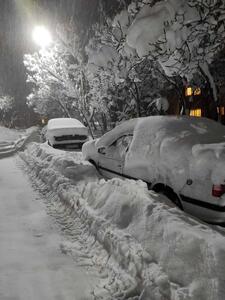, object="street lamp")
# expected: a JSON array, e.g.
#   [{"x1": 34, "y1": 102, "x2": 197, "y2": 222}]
[{"x1": 32, "y1": 25, "x2": 52, "y2": 48}]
